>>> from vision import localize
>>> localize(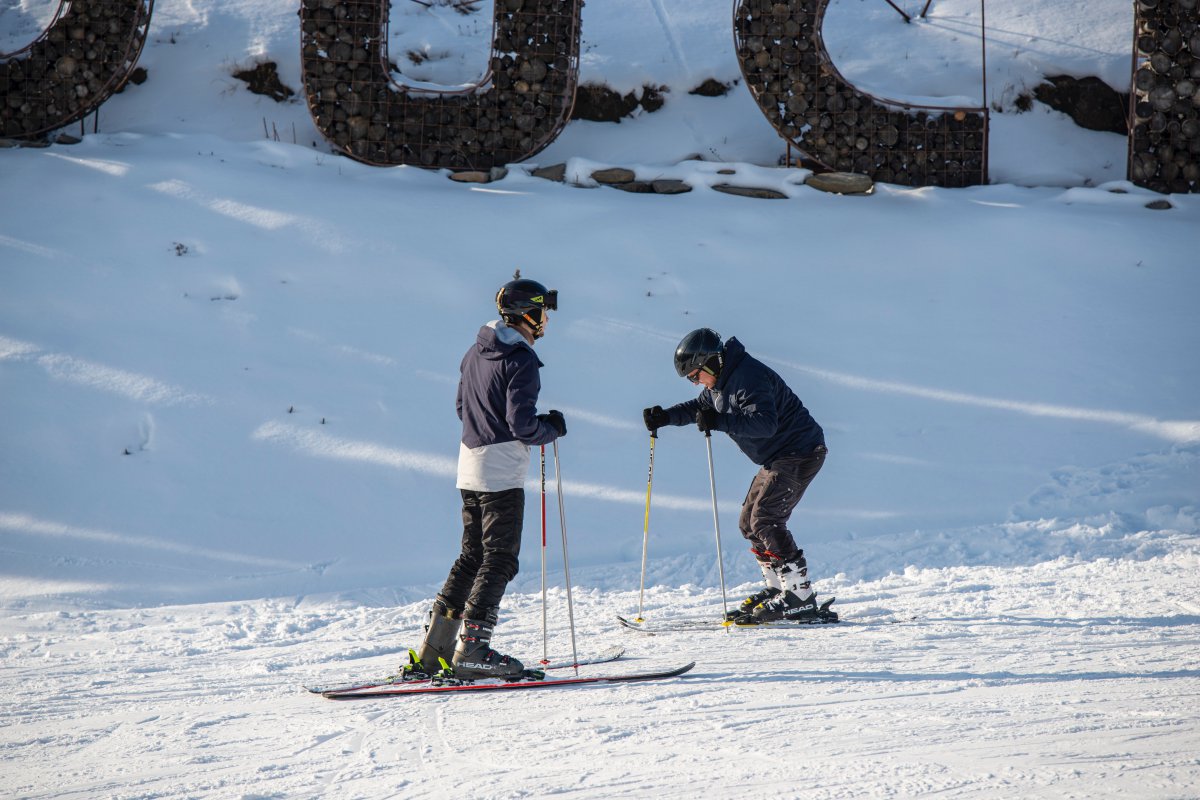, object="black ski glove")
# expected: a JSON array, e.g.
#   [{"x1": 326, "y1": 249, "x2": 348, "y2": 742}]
[
  {"x1": 538, "y1": 409, "x2": 567, "y2": 437},
  {"x1": 695, "y1": 407, "x2": 719, "y2": 433},
  {"x1": 642, "y1": 405, "x2": 670, "y2": 432}
]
